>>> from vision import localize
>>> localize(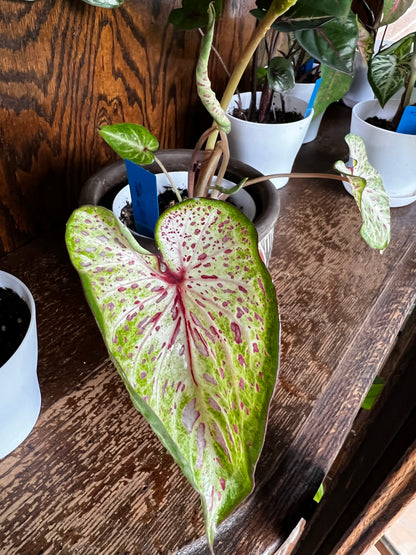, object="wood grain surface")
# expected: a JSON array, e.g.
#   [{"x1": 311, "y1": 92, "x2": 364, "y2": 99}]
[
  {"x1": 0, "y1": 104, "x2": 415, "y2": 554},
  {"x1": 0, "y1": 0, "x2": 255, "y2": 255}
]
